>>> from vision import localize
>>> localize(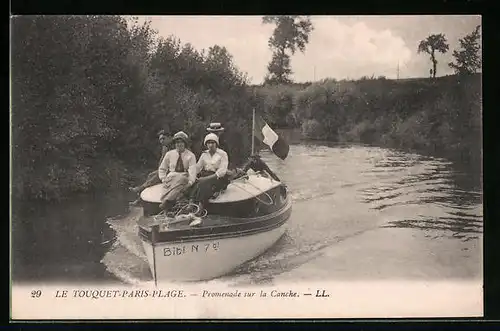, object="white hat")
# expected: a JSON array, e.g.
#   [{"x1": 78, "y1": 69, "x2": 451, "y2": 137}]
[{"x1": 204, "y1": 133, "x2": 219, "y2": 146}]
